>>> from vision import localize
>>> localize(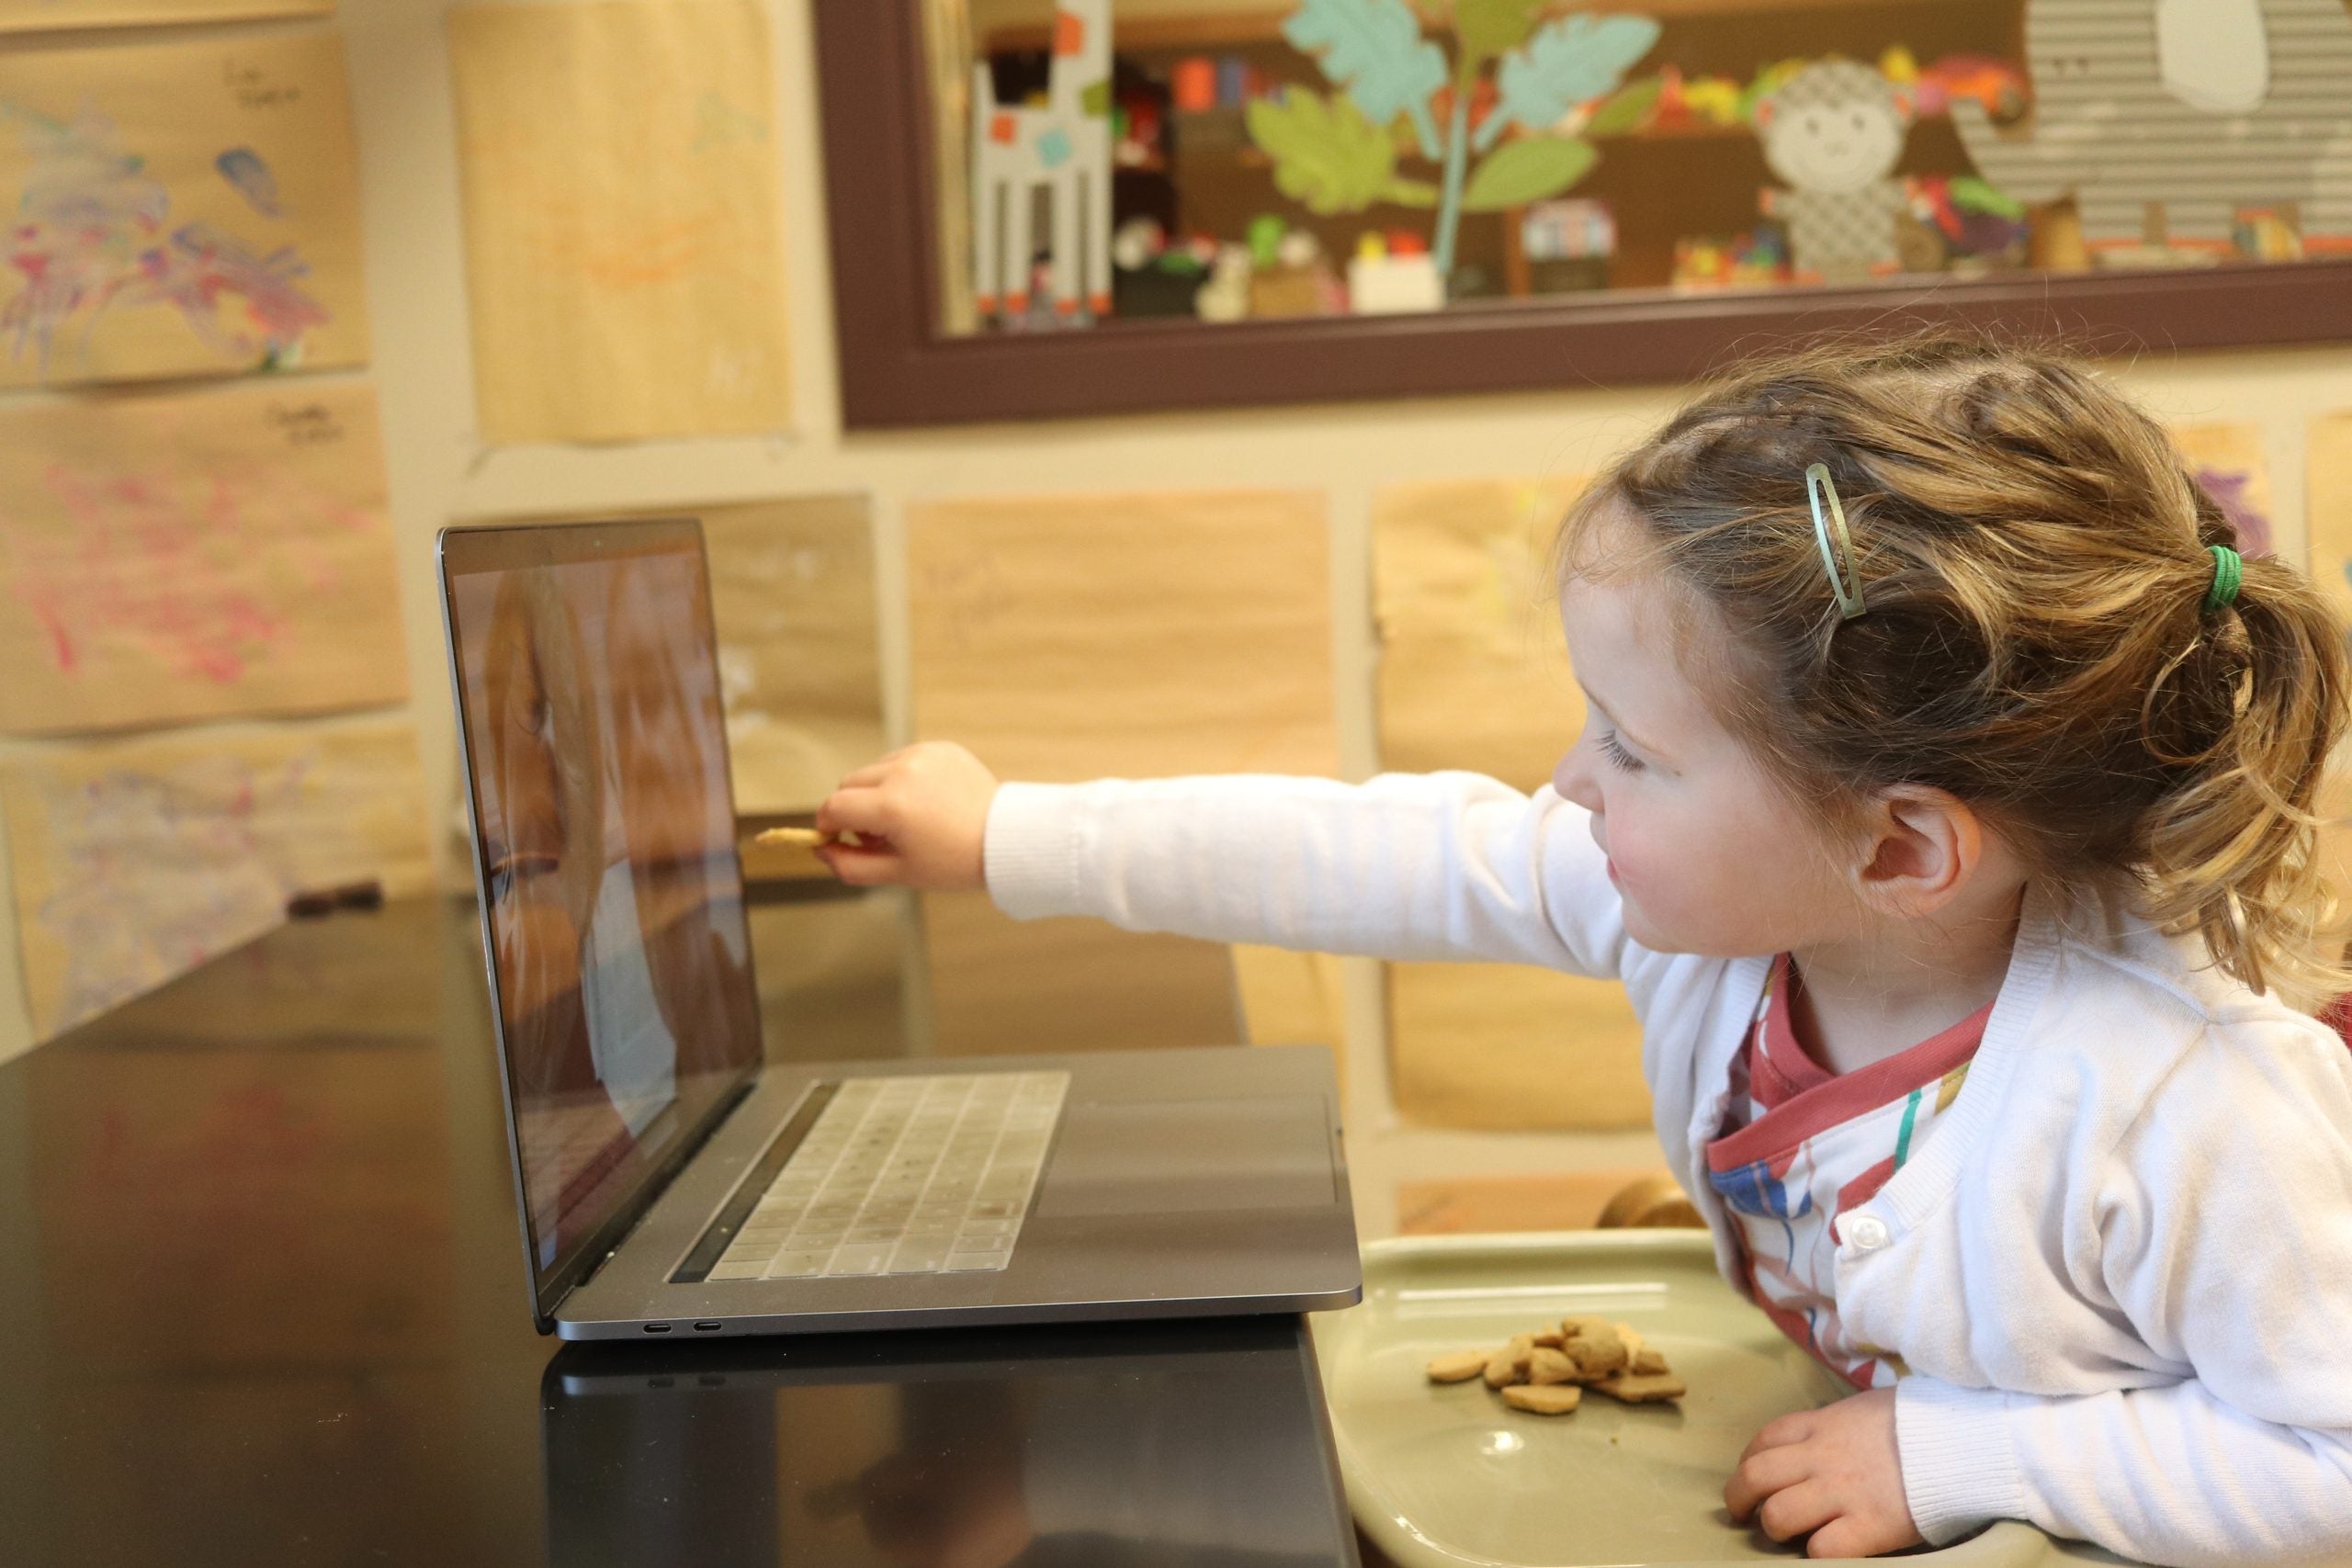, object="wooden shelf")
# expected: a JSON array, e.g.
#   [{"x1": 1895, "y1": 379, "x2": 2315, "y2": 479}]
[{"x1": 984, "y1": 0, "x2": 1969, "y2": 54}]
